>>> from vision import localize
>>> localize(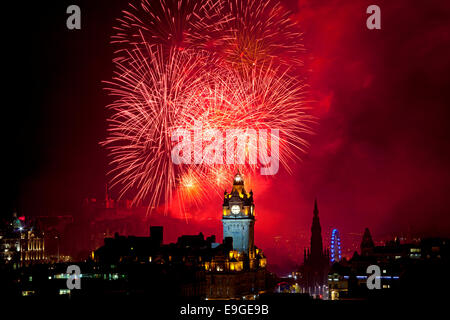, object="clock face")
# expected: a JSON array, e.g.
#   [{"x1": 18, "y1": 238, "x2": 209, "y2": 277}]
[{"x1": 231, "y1": 205, "x2": 240, "y2": 215}]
